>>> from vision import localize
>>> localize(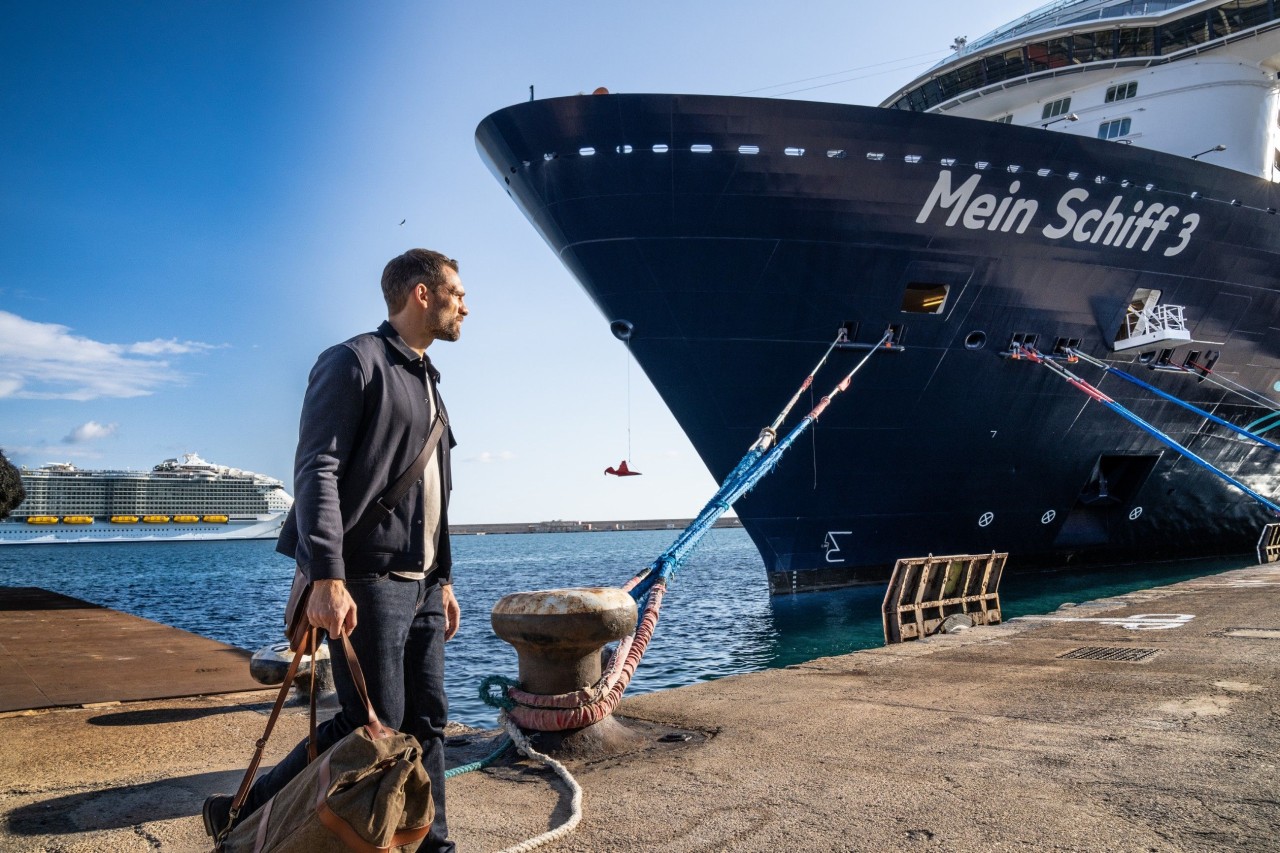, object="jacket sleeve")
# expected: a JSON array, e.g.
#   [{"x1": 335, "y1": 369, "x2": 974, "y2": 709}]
[{"x1": 293, "y1": 344, "x2": 365, "y2": 582}]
